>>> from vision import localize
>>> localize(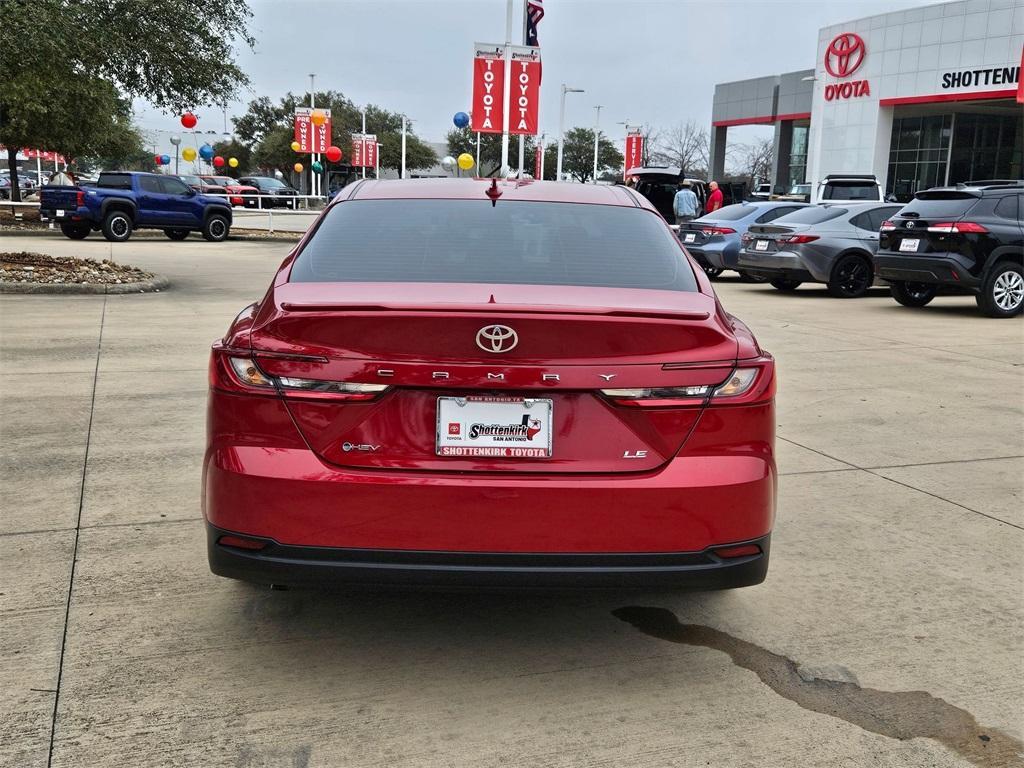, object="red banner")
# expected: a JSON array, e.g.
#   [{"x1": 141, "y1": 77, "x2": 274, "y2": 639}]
[
  {"x1": 351, "y1": 134, "x2": 378, "y2": 168},
  {"x1": 294, "y1": 108, "x2": 332, "y2": 153},
  {"x1": 1017, "y1": 42, "x2": 1023, "y2": 104},
  {"x1": 509, "y1": 47, "x2": 541, "y2": 135},
  {"x1": 624, "y1": 133, "x2": 644, "y2": 178},
  {"x1": 471, "y1": 44, "x2": 505, "y2": 134},
  {"x1": 534, "y1": 143, "x2": 543, "y2": 178}
]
